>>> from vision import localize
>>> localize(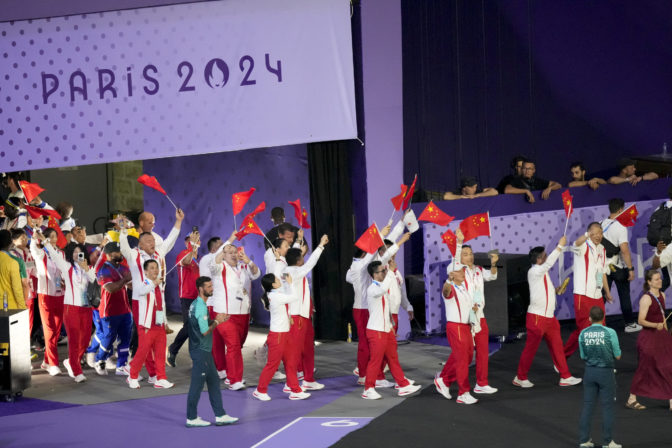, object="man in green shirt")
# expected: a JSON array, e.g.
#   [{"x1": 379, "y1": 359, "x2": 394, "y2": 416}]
[
  {"x1": 578, "y1": 306, "x2": 622, "y2": 448},
  {"x1": 186, "y1": 276, "x2": 239, "y2": 428}
]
